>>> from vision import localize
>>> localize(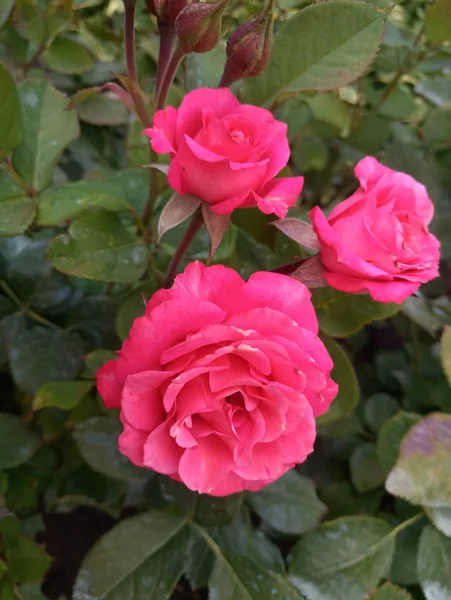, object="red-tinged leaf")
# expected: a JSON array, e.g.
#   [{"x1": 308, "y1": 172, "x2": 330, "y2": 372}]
[
  {"x1": 202, "y1": 204, "x2": 231, "y2": 262},
  {"x1": 291, "y1": 255, "x2": 326, "y2": 289},
  {"x1": 102, "y1": 82, "x2": 134, "y2": 110},
  {"x1": 272, "y1": 218, "x2": 320, "y2": 250},
  {"x1": 158, "y1": 193, "x2": 201, "y2": 242}
]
